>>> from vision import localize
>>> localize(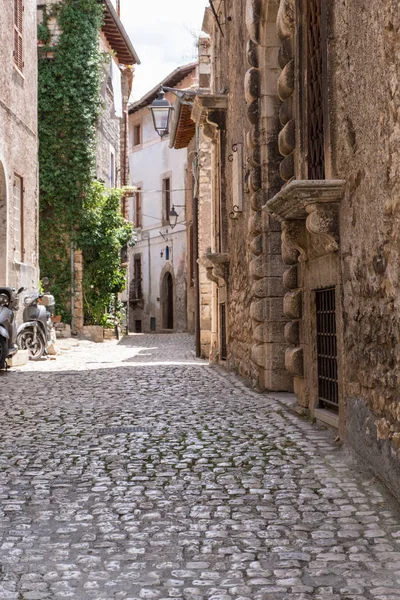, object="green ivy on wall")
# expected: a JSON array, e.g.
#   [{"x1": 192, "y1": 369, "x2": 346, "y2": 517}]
[
  {"x1": 78, "y1": 182, "x2": 135, "y2": 326},
  {"x1": 38, "y1": 0, "x2": 134, "y2": 323}
]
